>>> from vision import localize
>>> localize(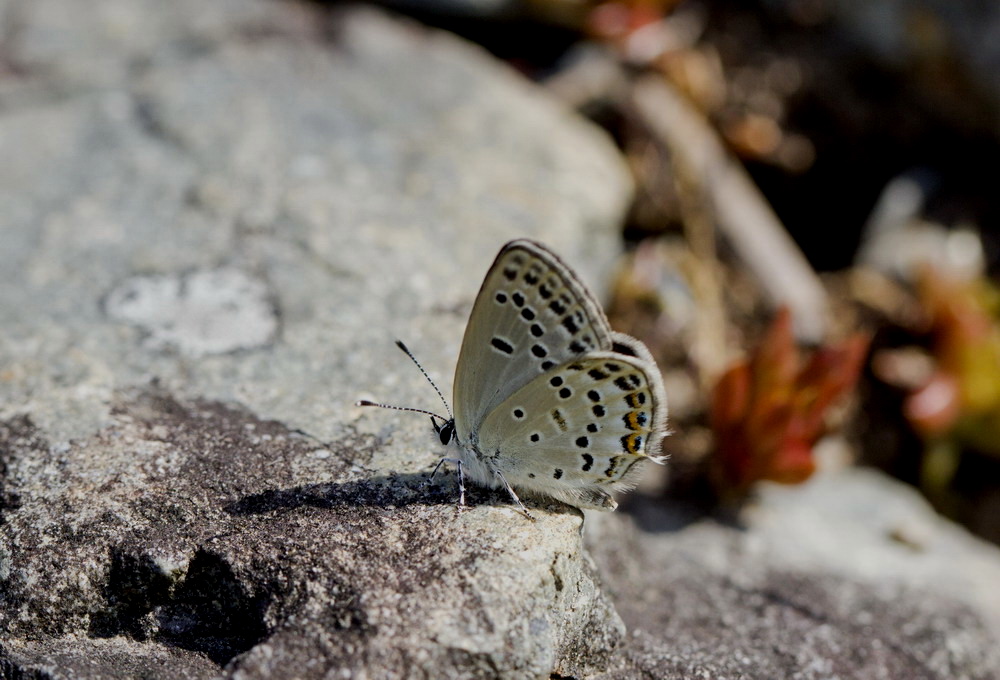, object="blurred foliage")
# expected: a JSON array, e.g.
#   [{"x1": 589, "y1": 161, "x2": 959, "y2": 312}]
[
  {"x1": 709, "y1": 307, "x2": 869, "y2": 500},
  {"x1": 906, "y1": 268, "x2": 1000, "y2": 456},
  {"x1": 903, "y1": 267, "x2": 1000, "y2": 508}
]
